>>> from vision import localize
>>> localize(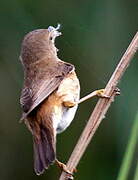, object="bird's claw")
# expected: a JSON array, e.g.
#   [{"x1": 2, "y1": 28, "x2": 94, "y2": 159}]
[
  {"x1": 96, "y1": 89, "x2": 110, "y2": 98},
  {"x1": 114, "y1": 87, "x2": 121, "y2": 95},
  {"x1": 96, "y1": 88, "x2": 120, "y2": 98},
  {"x1": 56, "y1": 159, "x2": 76, "y2": 179},
  {"x1": 63, "y1": 101, "x2": 76, "y2": 108}
]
